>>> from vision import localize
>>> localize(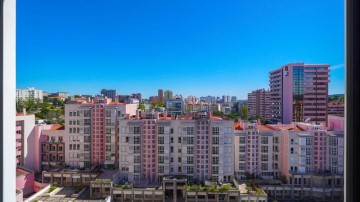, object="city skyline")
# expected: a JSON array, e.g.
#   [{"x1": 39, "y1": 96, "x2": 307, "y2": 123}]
[{"x1": 16, "y1": 0, "x2": 344, "y2": 99}]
